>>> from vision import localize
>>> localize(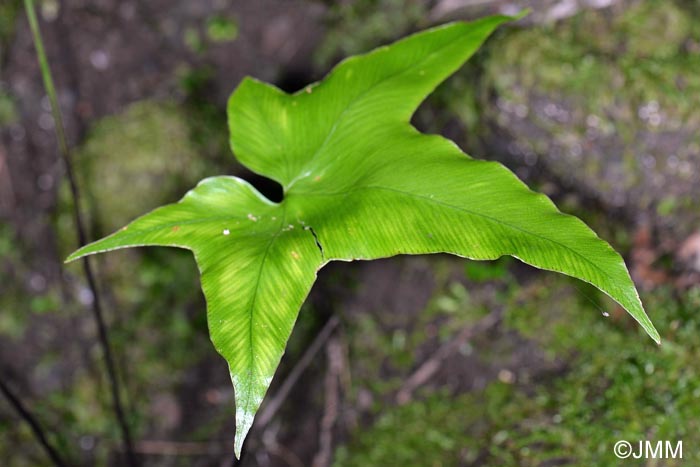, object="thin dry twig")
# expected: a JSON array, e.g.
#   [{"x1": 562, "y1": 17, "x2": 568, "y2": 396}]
[
  {"x1": 0, "y1": 376, "x2": 68, "y2": 467},
  {"x1": 270, "y1": 443, "x2": 305, "y2": 467},
  {"x1": 134, "y1": 440, "x2": 228, "y2": 457},
  {"x1": 312, "y1": 337, "x2": 343, "y2": 467}
]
